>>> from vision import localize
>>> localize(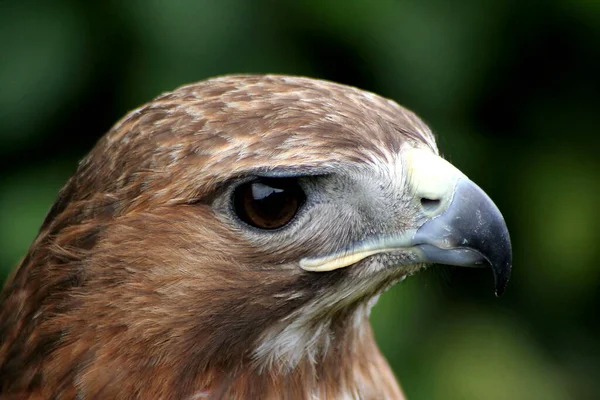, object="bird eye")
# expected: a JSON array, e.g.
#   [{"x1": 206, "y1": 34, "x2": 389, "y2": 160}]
[{"x1": 233, "y1": 178, "x2": 306, "y2": 230}]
